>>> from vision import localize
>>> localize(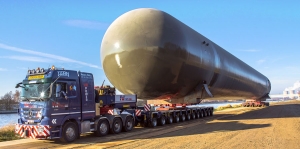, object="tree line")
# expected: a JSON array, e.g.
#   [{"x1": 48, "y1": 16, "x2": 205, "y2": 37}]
[{"x1": 0, "y1": 90, "x2": 20, "y2": 111}]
